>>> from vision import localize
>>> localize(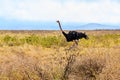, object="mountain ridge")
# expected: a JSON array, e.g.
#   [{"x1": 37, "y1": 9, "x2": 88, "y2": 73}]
[{"x1": 77, "y1": 23, "x2": 120, "y2": 30}]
